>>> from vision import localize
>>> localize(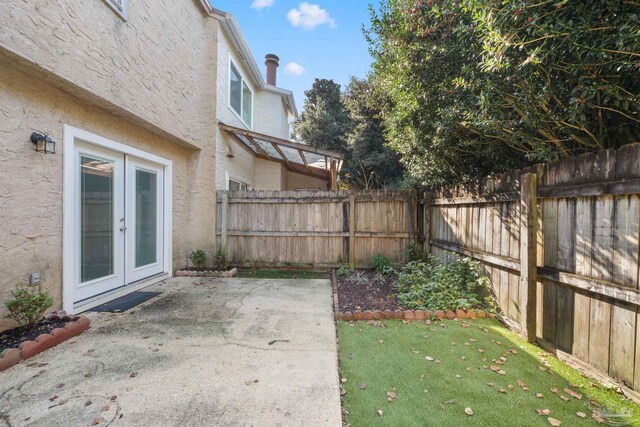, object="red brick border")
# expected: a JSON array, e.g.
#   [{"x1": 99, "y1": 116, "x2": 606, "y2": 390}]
[
  {"x1": 0, "y1": 311, "x2": 91, "y2": 372},
  {"x1": 175, "y1": 268, "x2": 238, "y2": 278},
  {"x1": 335, "y1": 308, "x2": 492, "y2": 321}
]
